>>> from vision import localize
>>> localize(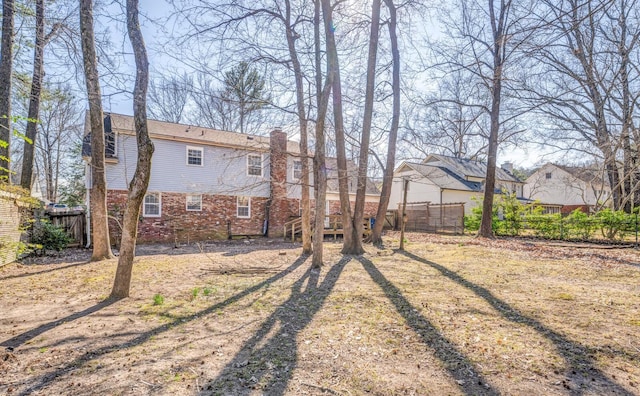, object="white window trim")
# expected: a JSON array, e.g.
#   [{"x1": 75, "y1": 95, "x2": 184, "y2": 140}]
[
  {"x1": 186, "y1": 146, "x2": 204, "y2": 167},
  {"x1": 293, "y1": 160, "x2": 302, "y2": 181},
  {"x1": 186, "y1": 194, "x2": 202, "y2": 211},
  {"x1": 237, "y1": 196, "x2": 251, "y2": 218},
  {"x1": 143, "y1": 192, "x2": 162, "y2": 218},
  {"x1": 247, "y1": 154, "x2": 263, "y2": 177},
  {"x1": 105, "y1": 131, "x2": 118, "y2": 158}
]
